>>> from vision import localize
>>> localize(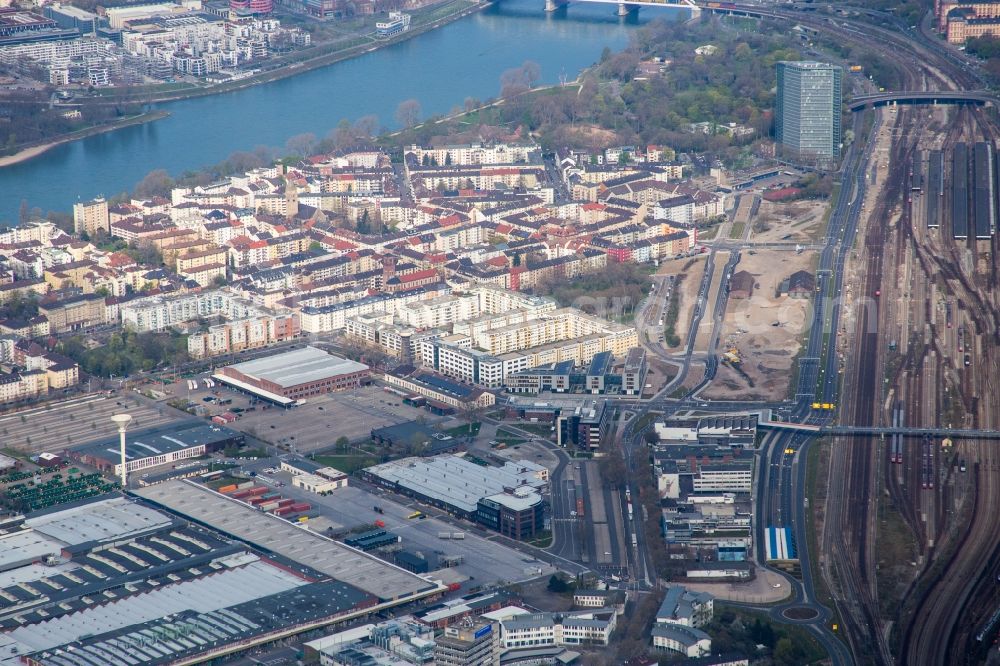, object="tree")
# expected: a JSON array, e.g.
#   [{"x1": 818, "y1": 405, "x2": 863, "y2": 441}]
[
  {"x1": 335, "y1": 435, "x2": 349, "y2": 451},
  {"x1": 353, "y1": 115, "x2": 379, "y2": 141},
  {"x1": 395, "y1": 99, "x2": 422, "y2": 128},
  {"x1": 18, "y1": 199, "x2": 28, "y2": 225},
  {"x1": 133, "y1": 170, "x2": 175, "y2": 199},
  {"x1": 773, "y1": 637, "x2": 798, "y2": 665},
  {"x1": 521, "y1": 60, "x2": 541, "y2": 88},
  {"x1": 643, "y1": 429, "x2": 659, "y2": 445},
  {"x1": 46, "y1": 211, "x2": 74, "y2": 234},
  {"x1": 285, "y1": 132, "x2": 318, "y2": 158},
  {"x1": 547, "y1": 574, "x2": 571, "y2": 593},
  {"x1": 601, "y1": 450, "x2": 627, "y2": 488}
]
